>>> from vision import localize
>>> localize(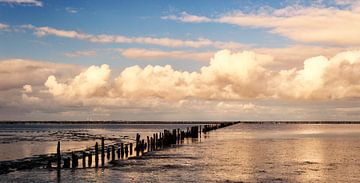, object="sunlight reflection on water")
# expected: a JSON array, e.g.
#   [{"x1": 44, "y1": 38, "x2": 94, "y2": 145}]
[{"x1": 1, "y1": 123, "x2": 360, "y2": 182}]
